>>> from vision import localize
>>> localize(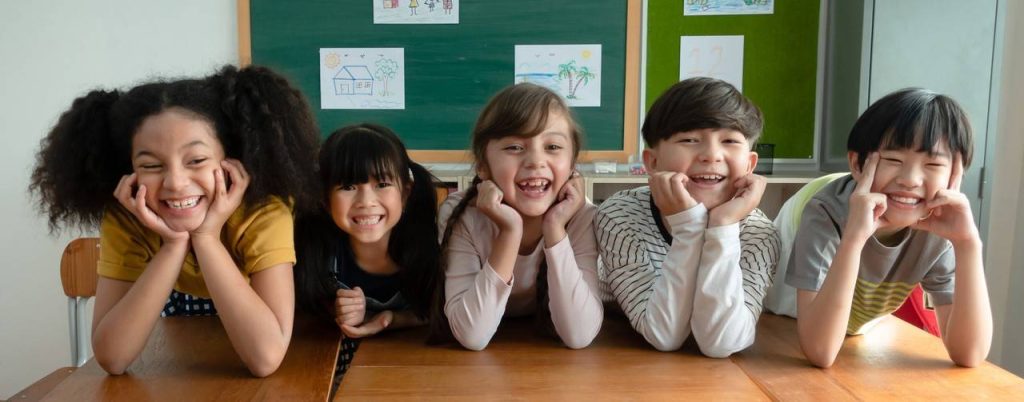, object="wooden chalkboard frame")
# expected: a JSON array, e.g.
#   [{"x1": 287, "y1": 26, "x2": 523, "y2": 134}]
[{"x1": 237, "y1": 0, "x2": 640, "y2": 163}]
